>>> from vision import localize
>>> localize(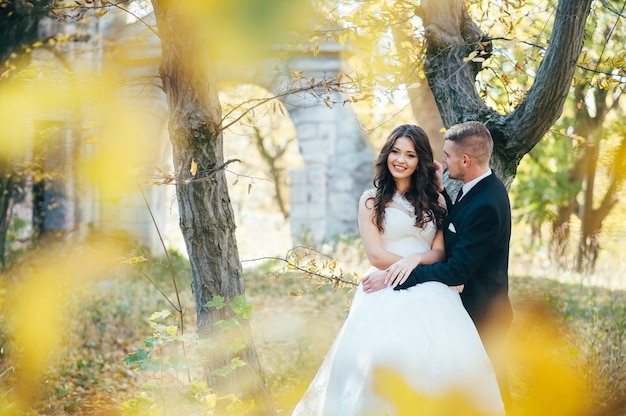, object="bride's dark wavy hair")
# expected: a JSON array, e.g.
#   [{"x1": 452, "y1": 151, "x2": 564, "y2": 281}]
[{"x1": 370, "y1": 124, "x2": 446, "y2": 232}]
